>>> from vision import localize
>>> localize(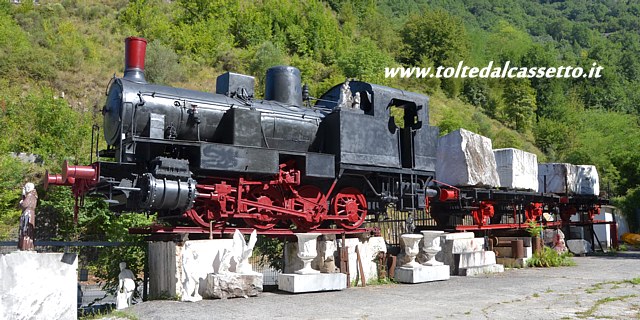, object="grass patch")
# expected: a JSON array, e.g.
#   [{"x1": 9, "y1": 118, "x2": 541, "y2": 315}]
[
  {"x1": 366, "y1": 277, "x2": 397, "y2": 286},
  {"x1": 80, "y1": 309, "x2": 138, "y2": 320},
  {"x1": 526, "y1": 247, "x2": 576, "y2": 267},
  {"x1": 576, "y1": 294, "x2": 638, "y2": 318},
  {"x1": 585, "y1": 282, "x2": 604, "y2": 294},
  {"x1": 532, "y1": 293, "x2": 540, "y2": 298}
]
